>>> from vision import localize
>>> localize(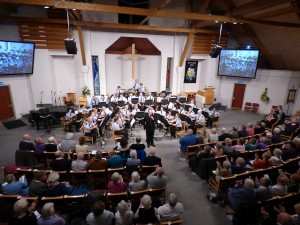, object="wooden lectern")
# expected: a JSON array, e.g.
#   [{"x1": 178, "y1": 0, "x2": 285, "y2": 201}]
[
  {"x1": 77, "y1": 96, "x2": 87, "y2": 107},
  {"x1": 197, "y1": 87, "x2": 215, "y2": 105},
  {"x1": 67, "y1": 92, "x2": 75, "y2": 104}
]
